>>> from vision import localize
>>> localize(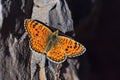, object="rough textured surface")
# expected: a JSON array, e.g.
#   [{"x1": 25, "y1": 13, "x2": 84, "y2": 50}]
[
  {"x1": 0, "y1": 0, "x2": 33, "y2": 80},
  {"x1": 0, "y1": 0, "x2": 81, "y2": 80},
  {"x1": 0, "y1": 0, "x2": 2, "y2": 29}
]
